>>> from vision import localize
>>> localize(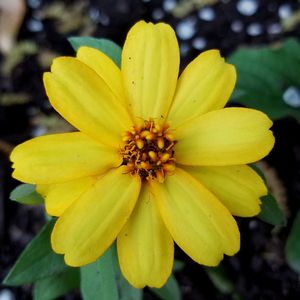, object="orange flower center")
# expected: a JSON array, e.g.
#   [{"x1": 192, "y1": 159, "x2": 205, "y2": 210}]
[{"x1": 120, "y1": 120, "x2": 176, "y2": 182}]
